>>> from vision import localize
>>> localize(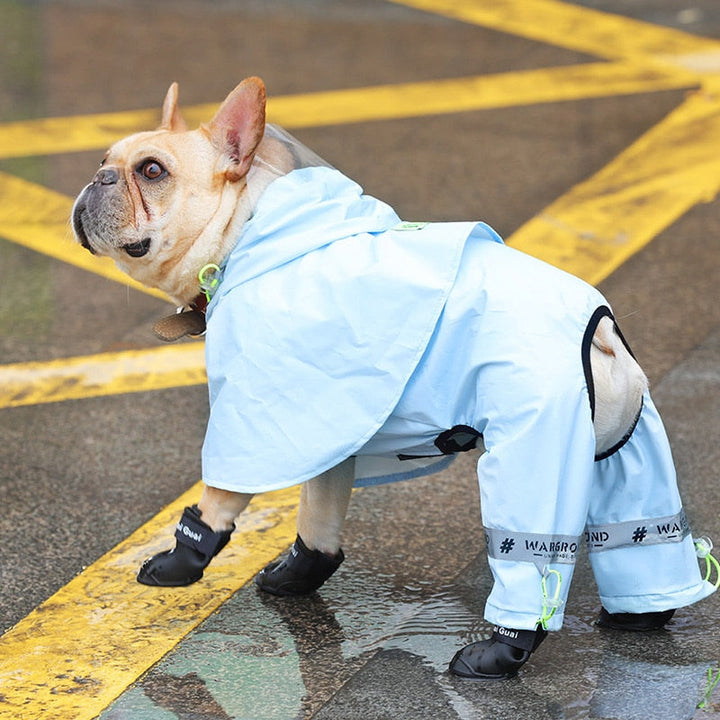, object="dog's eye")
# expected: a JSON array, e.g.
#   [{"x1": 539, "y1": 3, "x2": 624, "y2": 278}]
[{"x1": 138, "y1": 160, "x2": 167, "y2": 181}]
